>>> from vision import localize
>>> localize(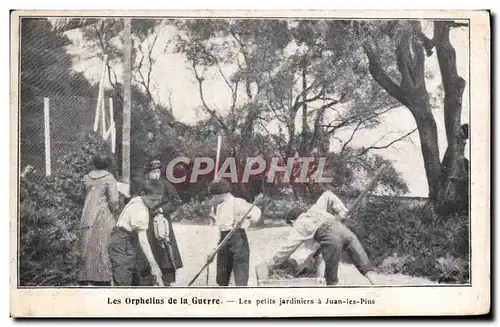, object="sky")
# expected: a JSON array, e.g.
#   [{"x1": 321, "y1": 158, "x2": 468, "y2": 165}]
[{"x1": 59, "y1": 19, "x2": 470, "y2": 197}]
